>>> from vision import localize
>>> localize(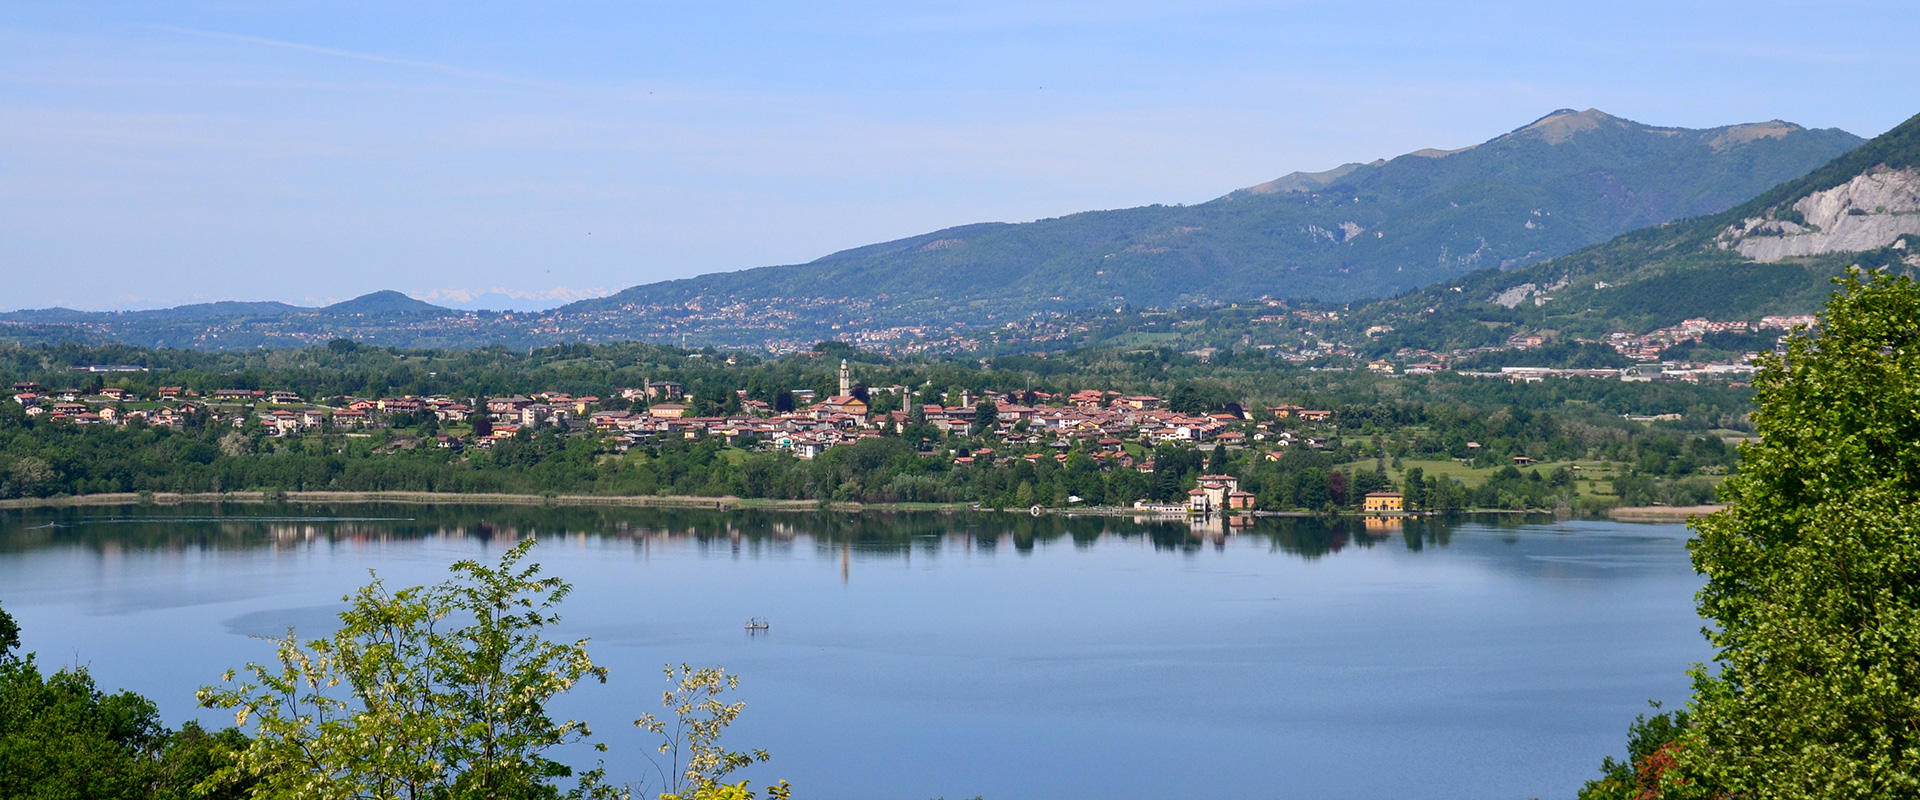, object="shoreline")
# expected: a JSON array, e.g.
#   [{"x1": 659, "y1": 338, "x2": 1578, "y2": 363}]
[
  {"x1": 0, "y1": 490, "x2": 879, "y2": 513},
  {"x1": 1607, "y1": 504, "x2": 1725, "y2": 522},
  {"x1": 0, "y1": 490, "x2": 1685, "y2": 522}
]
